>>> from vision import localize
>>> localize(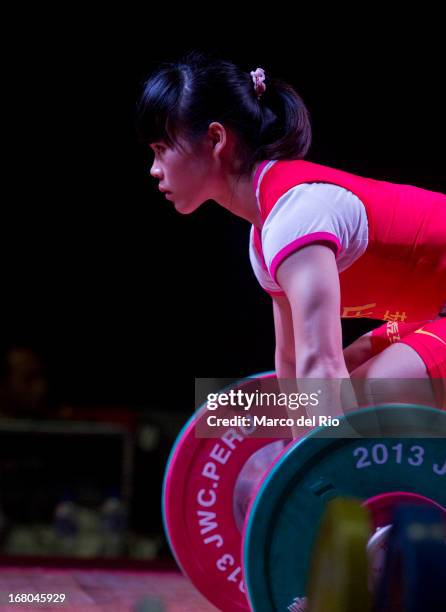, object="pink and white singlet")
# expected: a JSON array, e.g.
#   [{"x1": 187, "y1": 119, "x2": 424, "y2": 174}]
[
  {"x1": 249, "y1": 159, "x2": 446, "y2": 404},
  {"x1": 250, "y1": 159, "x2": 446, "y2": 321}
]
